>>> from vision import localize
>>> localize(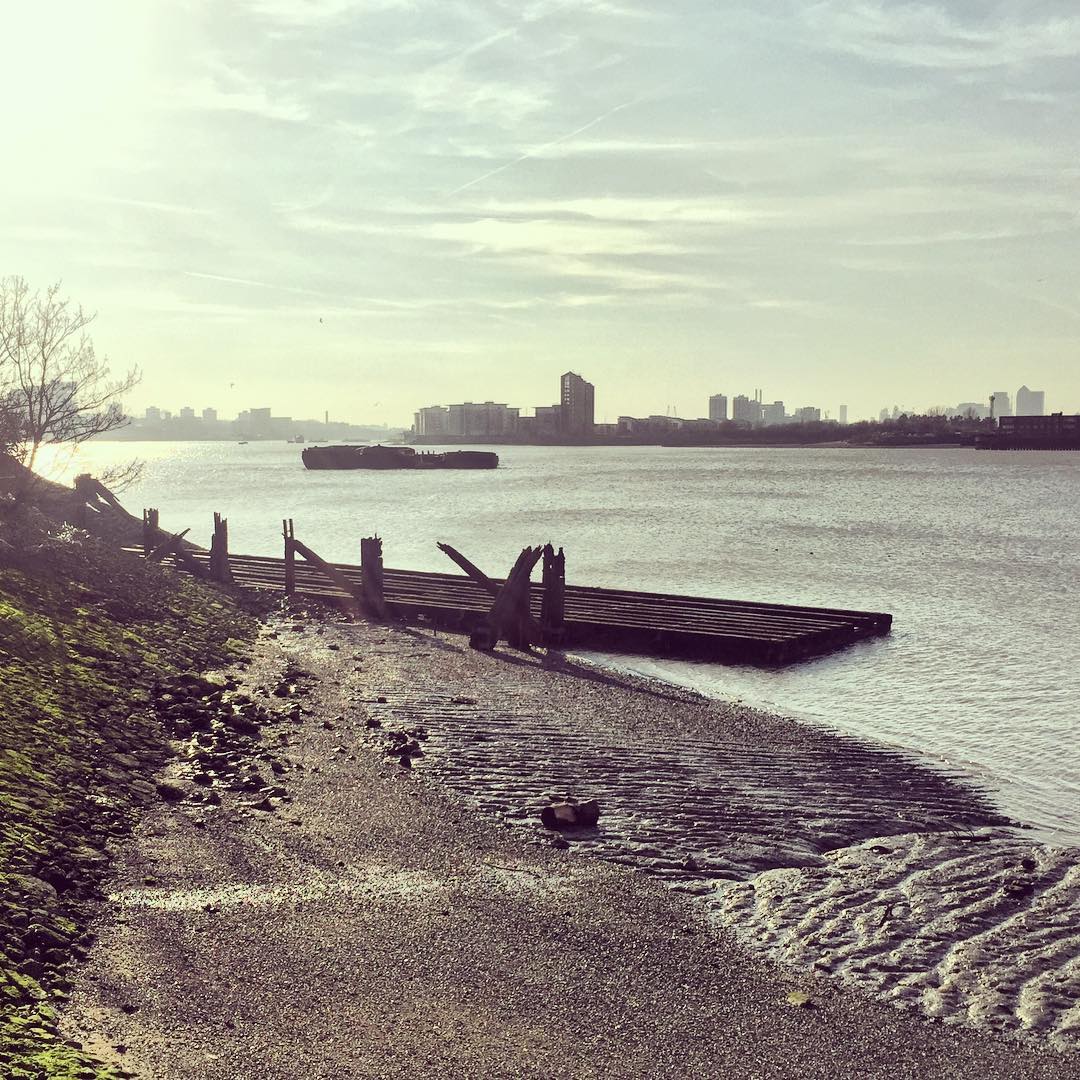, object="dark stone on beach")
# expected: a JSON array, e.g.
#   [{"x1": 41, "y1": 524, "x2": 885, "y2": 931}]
[
  {"x1": 1020, "y1": 856, "x2": 1037, "y2": 871},
  {"x1": 365, "y1": 718, "x2": 382, "y2": 729},
  {"x1": 541, "y1": 800, "x2": 601, "y2": 831},
  {"x1": 270, "y1": 760, "x2": 286, "y2": 774},
  {"x1": 451, "y1": 696, "x2": 477, "y2": 705},
  {"x1": 155, "y1": 782, "x2": 186, "y2": 804},
  {"x1": 551, "y1": 836, "x2": 570, "y2": 850},
  {"x1": 225, "y1": 714, "x2": 261, "y2": 736}
]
